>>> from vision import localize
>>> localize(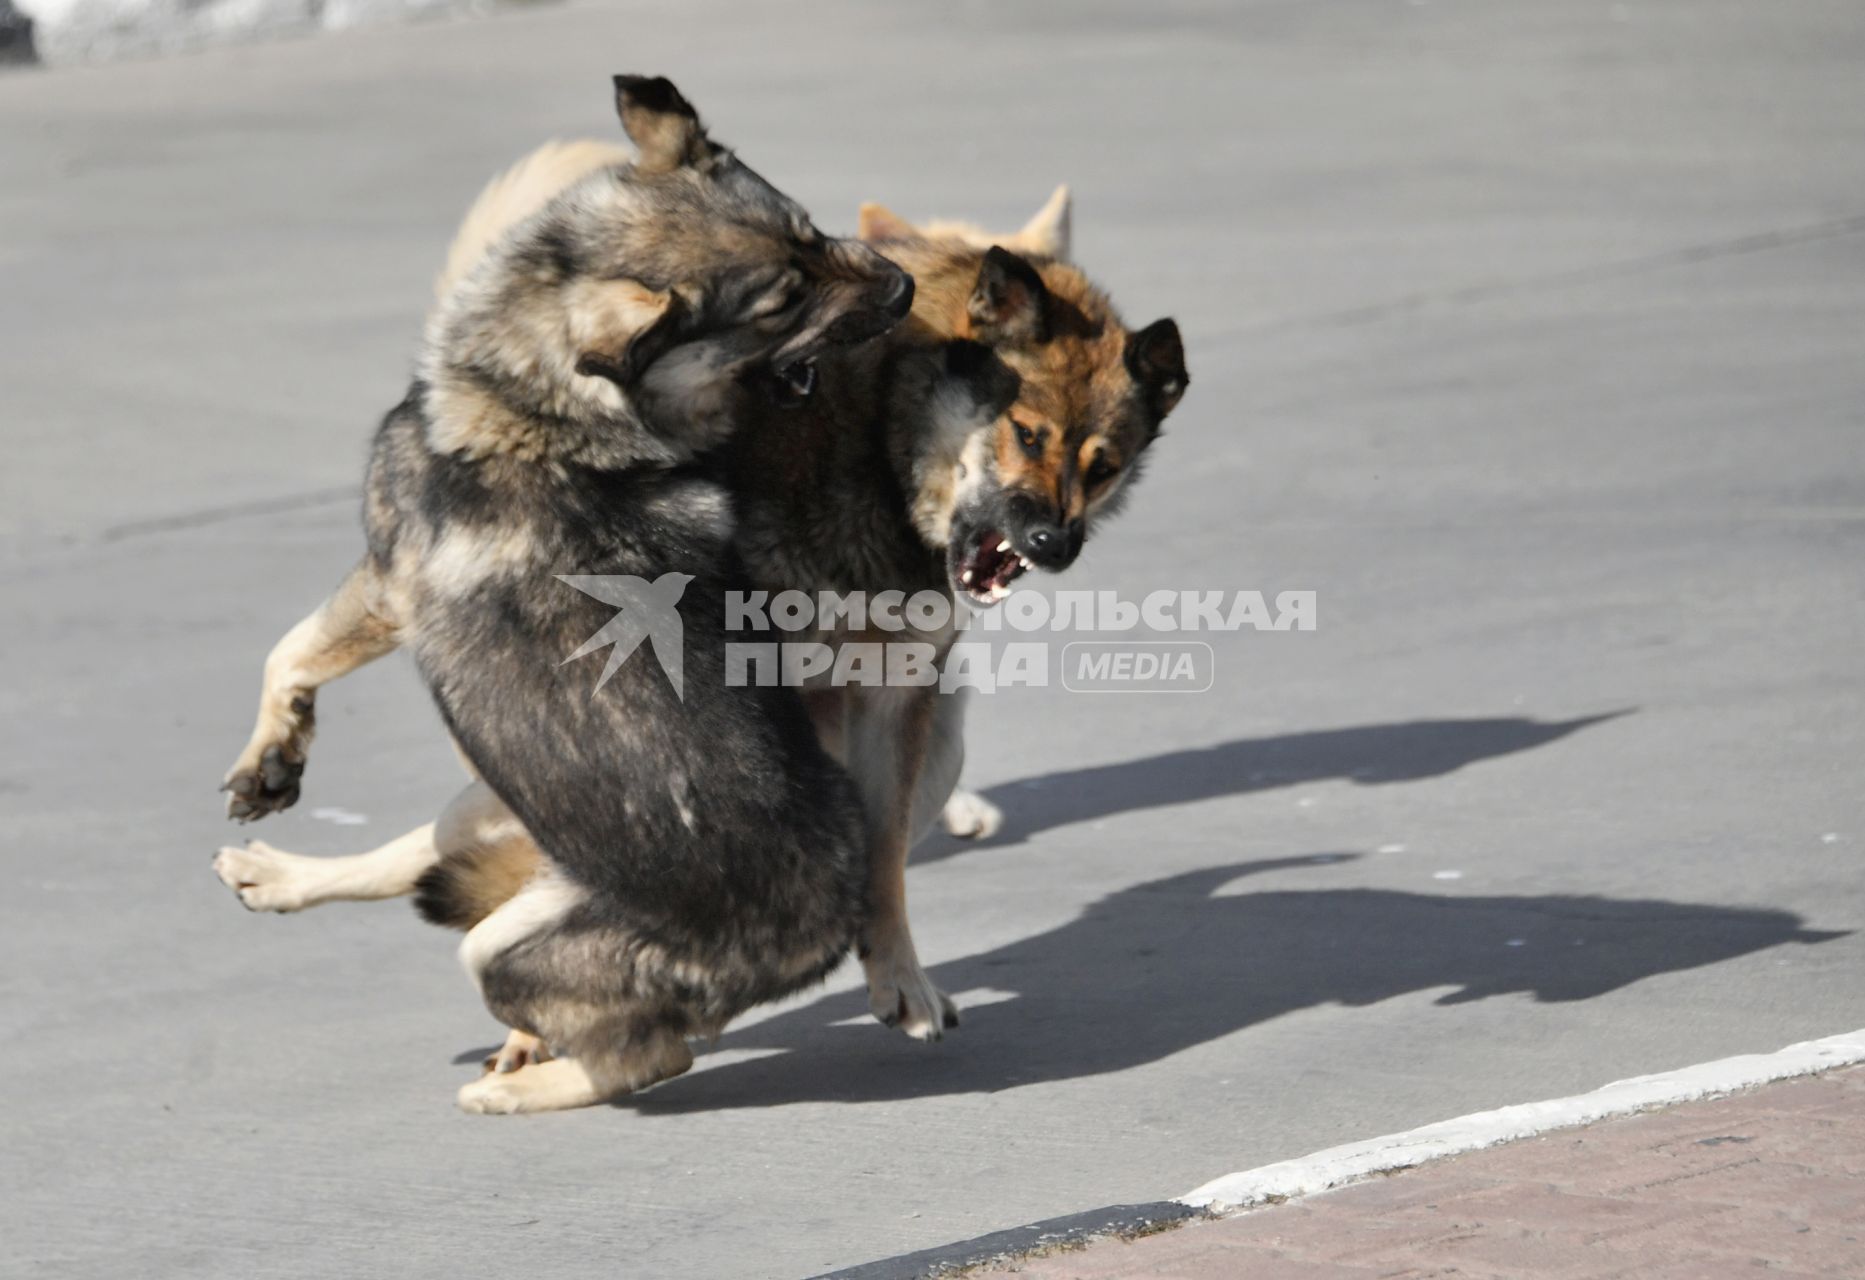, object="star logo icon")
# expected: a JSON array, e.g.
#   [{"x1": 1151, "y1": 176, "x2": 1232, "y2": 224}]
[{"x1": 557, "y1": 572, "x2": 693, "y2": 699}]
